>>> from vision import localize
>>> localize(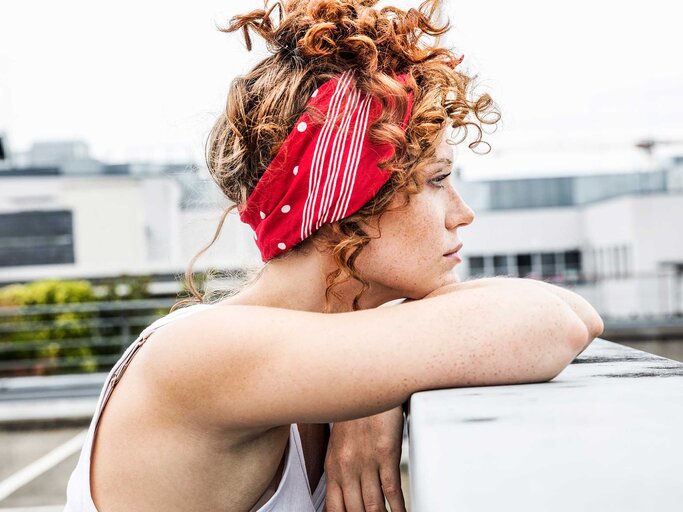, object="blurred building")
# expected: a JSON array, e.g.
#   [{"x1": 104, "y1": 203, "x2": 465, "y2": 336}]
[
  {"x1": 455, "y1": 158, "x2": 683, "y2": 319},
  {"x1": 0, "y1": 139, "x2": 682, "y2": 319},
  {"x1": 0, "y1": 133, "x2": 10, "y2": 171},
  {"x1": 0, "y1": 140, "x2": 259, "y2": 292}
]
